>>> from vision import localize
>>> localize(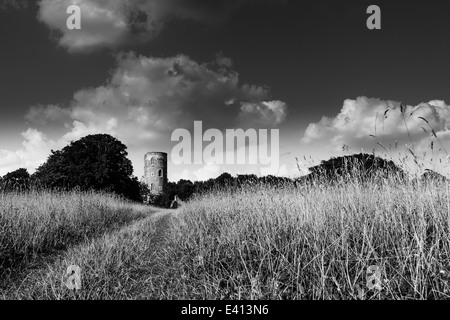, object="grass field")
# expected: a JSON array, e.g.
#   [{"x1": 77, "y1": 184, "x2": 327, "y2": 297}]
[
  {"x1": 166, "y1": 177, "x2": 450, "y2": 299},
  {"x1": 1, "y1": 171, "x2": 450, "y2": 299},
  {"x1": 0, "y1": 190, "x2": 153, "y2": 294}
]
